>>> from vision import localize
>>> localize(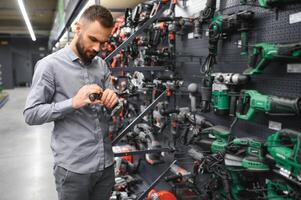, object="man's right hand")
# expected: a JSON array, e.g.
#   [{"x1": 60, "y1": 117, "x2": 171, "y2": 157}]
[{"x1": 72, "y1": 84, "x2": 103, "y2": 109}]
